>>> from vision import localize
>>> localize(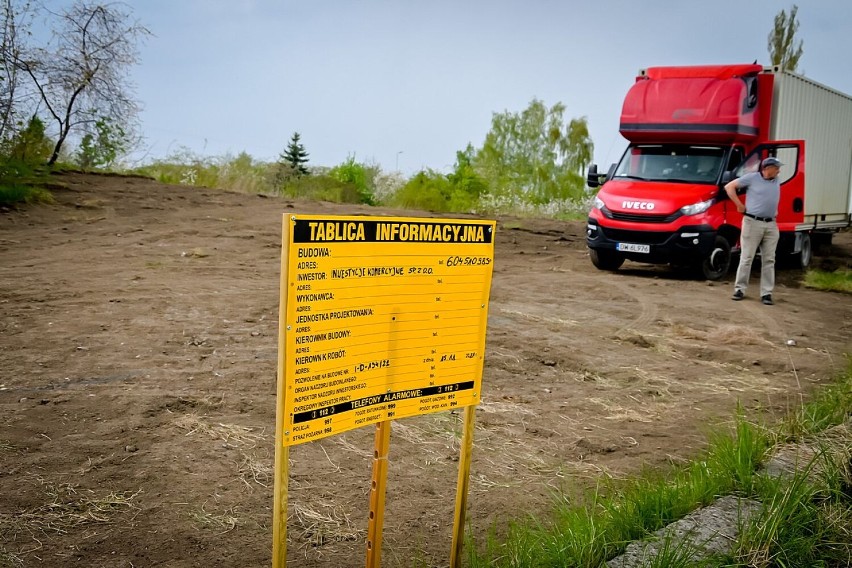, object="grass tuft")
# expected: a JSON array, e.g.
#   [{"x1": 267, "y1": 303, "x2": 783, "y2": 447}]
[
  {"x1": 190, "y1": 505, "x2": 241, "y2": 534},
  {"x1": 290, "y1": 499, "x2": 362, "y2": 549},
  {"x1": 705, "y1": 409, "x2": 771, "y2": 495},
  {"x1": 173, "y1": 414, "x2": 264, "y2": 448},
  {"x1": 803, "y1": 268, "x2": 852, "y2": 294},
  {"x1": 0, "y1": 183, "x2": 54, "y2": 207},
  {"x1": 781, "y1": 361, "x2": 852, "y2": 439}
]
